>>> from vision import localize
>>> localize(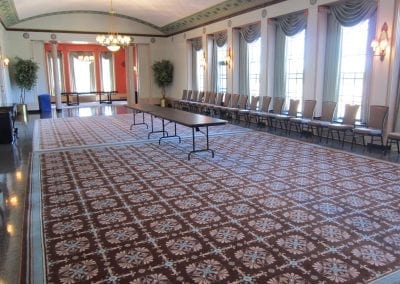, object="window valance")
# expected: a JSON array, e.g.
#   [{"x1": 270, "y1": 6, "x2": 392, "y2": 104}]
[
  {"x1": 214, "y1": 31, "x2": 227, "y2": 47},
  {"x1": 191, "y1": 37, "x2": 203, "y2": 51},
  {"x1": 275, "y1": 11, "x2": 307, "y2": 36},
  {"x1": 330, "y1": 0, "x2": 377, "y2": 27},
  {"x1": 240, "y1": 23, "x2": 261, "y2": 43}
]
